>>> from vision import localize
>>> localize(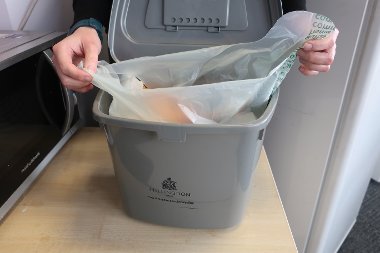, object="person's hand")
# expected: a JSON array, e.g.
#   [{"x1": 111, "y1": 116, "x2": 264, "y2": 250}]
[
  {"x1": 52, "y1": 27, "x2": 102, "y2": 93},
  {"x1": 297, "y1": 29, "x2": 339, "y2": 76}
]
